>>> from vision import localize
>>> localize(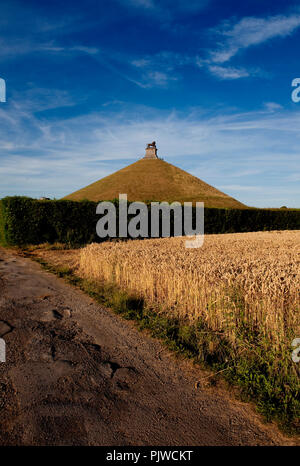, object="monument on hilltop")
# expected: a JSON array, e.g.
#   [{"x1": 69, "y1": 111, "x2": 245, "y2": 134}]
[
  {"x1": 64, "y1": 141, "x2": 246, "y2": 208},
  {"x1": 144, "y1": 141, "x2": 158, "y2": 159}
]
